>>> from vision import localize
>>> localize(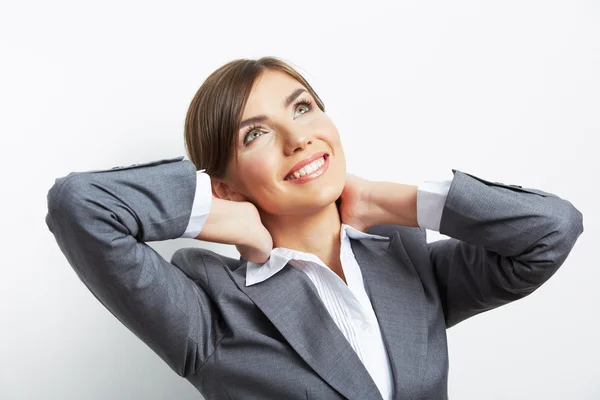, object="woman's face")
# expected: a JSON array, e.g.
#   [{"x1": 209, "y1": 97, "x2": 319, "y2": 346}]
[{"x1": 216, "y1": 69, "x2": 346, "y2": 216}]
